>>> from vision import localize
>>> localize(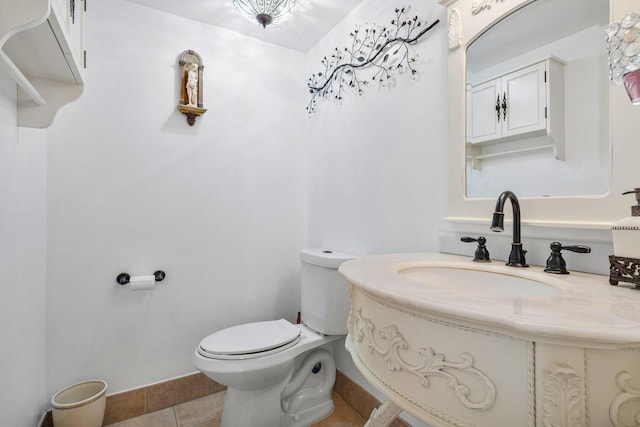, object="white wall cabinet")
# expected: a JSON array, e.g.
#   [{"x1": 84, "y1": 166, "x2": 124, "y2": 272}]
[
  {"x1": 466, "y1": 57, "x2": 565, "y2": 168},
  {"x1": 0, "y1": 0, "x2": 86, "y2": 128},
  {"x1": 469, "y1": 61, "x2": 547, "y2": 144}
]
